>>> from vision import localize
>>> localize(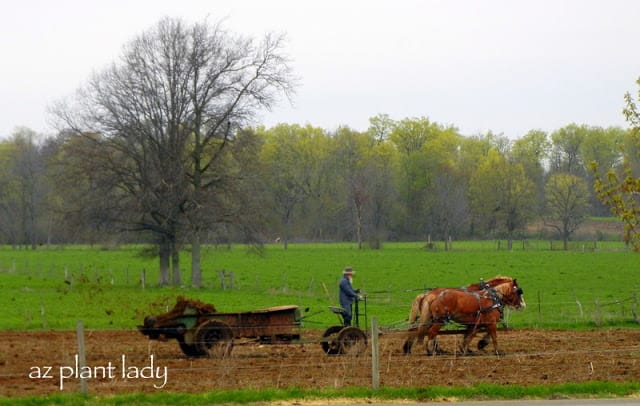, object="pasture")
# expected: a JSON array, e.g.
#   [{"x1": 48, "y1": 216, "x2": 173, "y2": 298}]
[
  {"x1": 2, "y1": 241, "x2": 640, "y2": 404},
  {"x1": 0, "y1": 241, "x2": 638, "y2": 331}
]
